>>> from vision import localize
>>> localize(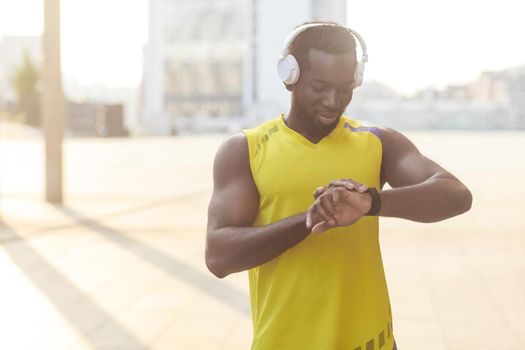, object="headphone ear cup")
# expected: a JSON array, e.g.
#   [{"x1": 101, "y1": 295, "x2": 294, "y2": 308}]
[
  {"x1": 353, "y1": 62, "x2": 365, "y2": 88},
  {"x1": 277, "y1": 55, "x2": 300, "y2": 85}
]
